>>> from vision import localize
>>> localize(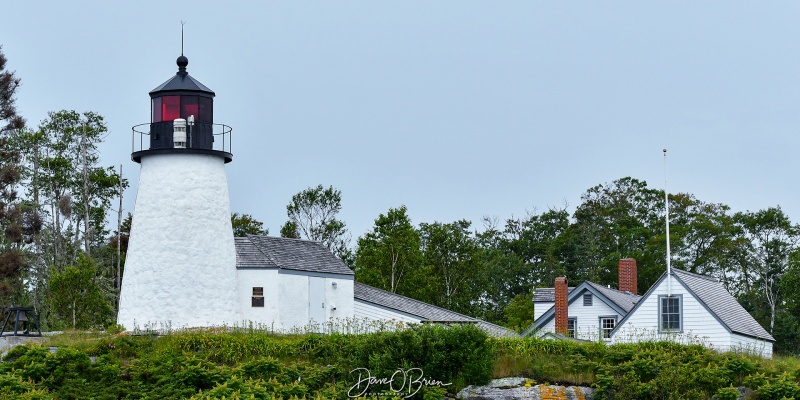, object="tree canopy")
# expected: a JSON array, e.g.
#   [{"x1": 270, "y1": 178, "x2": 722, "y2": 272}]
[
  {"x1": 280, "y1": 184, "x2": 350, "y2": 262},
  {"x1": 231, "y1": 212, "x2": 268, "y2": 237}
]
